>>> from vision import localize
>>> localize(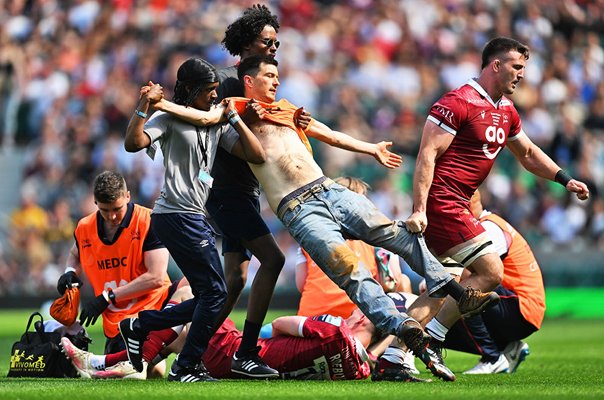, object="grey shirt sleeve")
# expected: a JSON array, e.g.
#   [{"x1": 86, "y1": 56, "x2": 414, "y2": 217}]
[
  {"x1": 218, "y1": 124, "x2": 240, "y2": 153},
  {"x1": 144, "y1": 111, "x2": 170, "y2": 143}
]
